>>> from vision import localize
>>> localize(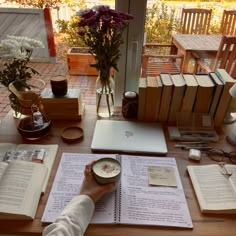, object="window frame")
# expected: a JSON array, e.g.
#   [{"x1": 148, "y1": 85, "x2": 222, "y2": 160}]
[{"x1": 115, "y1": 0, "x2": 147, "y2": 106}]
